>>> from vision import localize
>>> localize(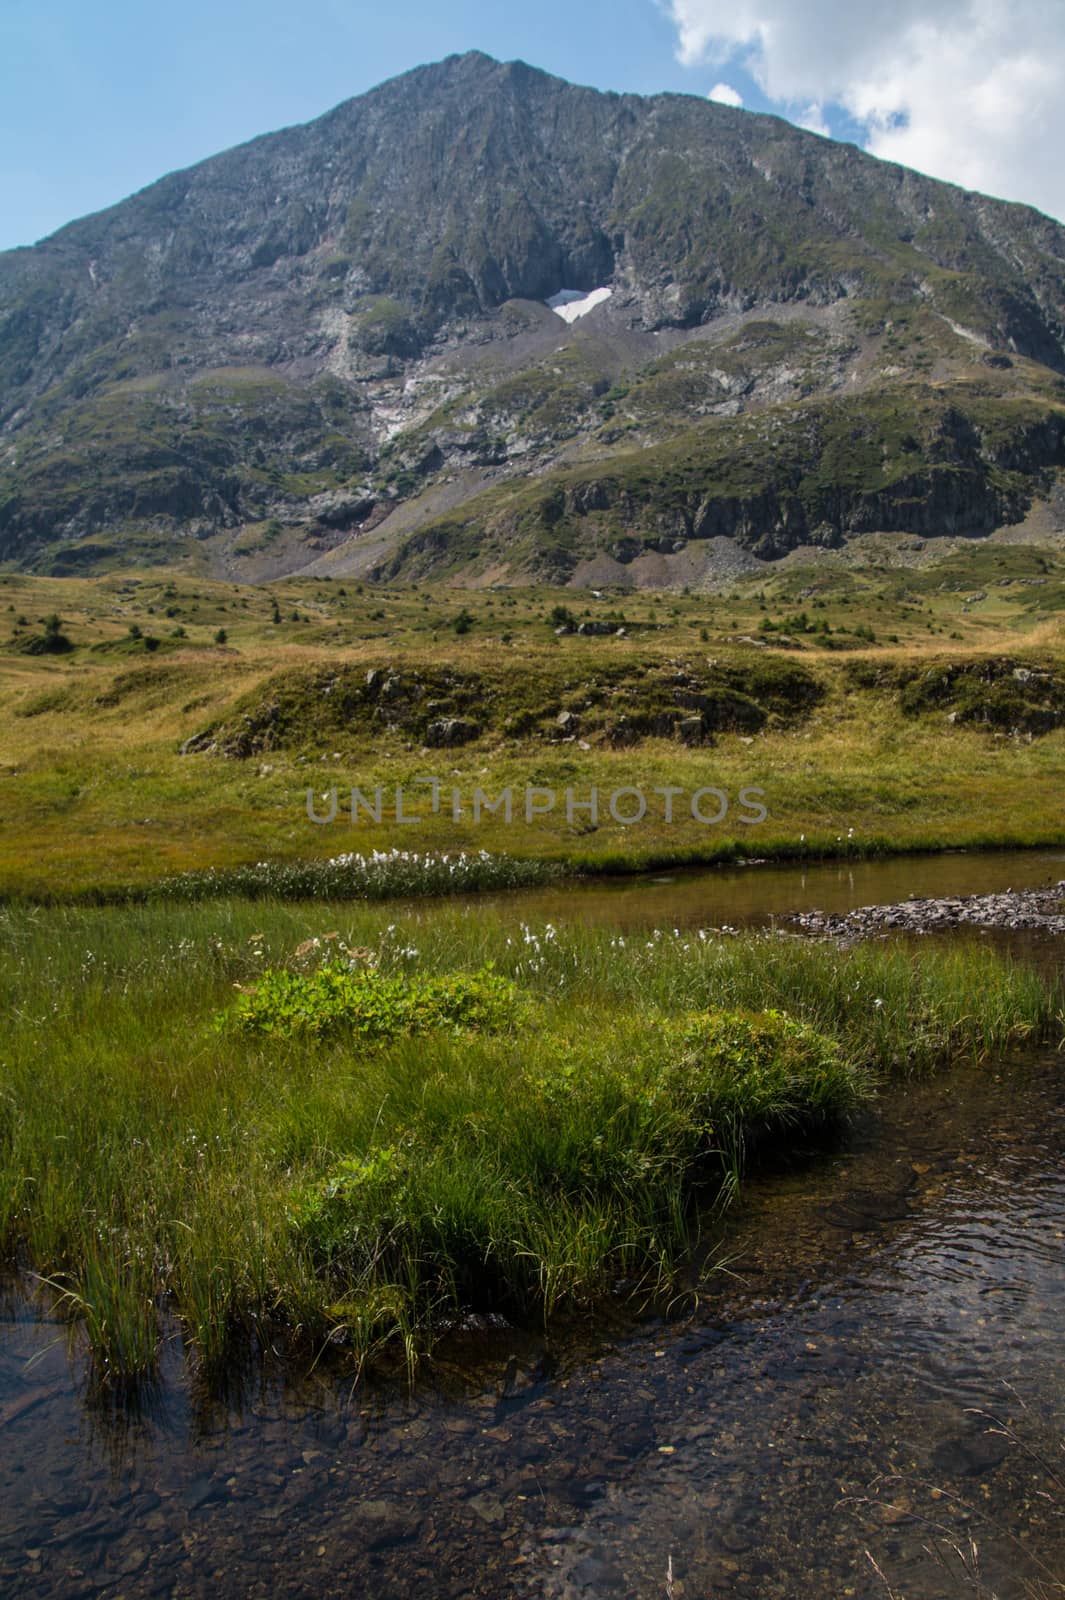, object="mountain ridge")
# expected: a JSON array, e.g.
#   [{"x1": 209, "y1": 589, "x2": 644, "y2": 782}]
[{"x1": 2, "y1": 51, "x2": 1065, "y2": 583}]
